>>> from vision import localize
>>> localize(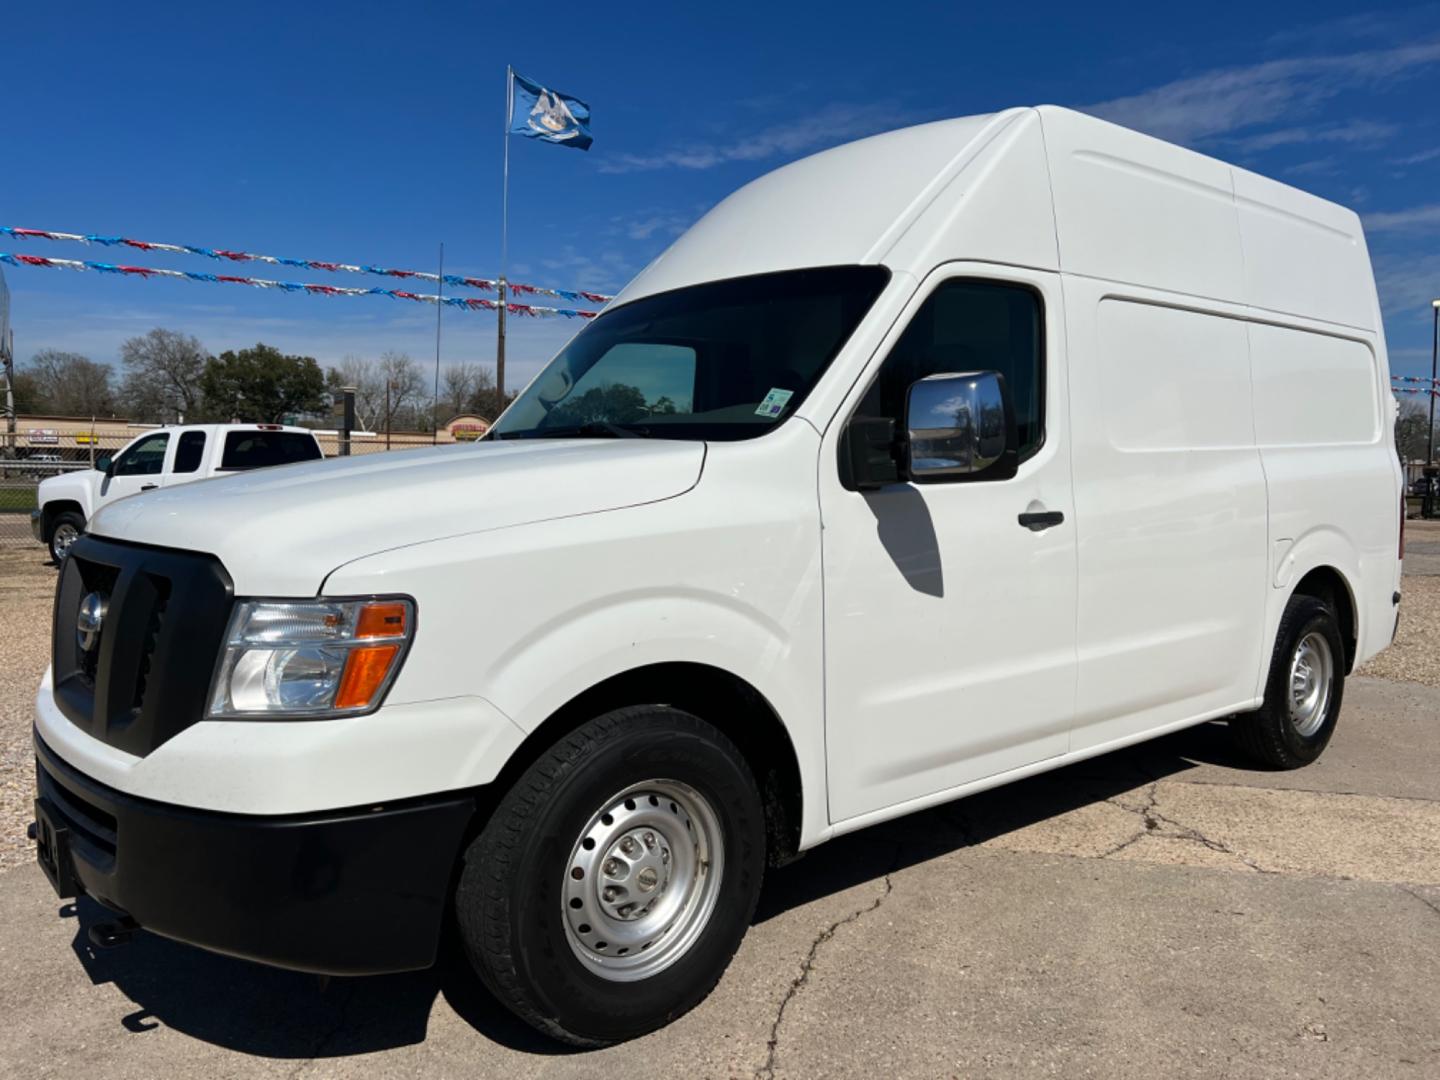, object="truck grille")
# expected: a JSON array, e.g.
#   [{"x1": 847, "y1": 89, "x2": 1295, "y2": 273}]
[{"x1": 52, "y1": 536, "x2": 234, "y2": 757}]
